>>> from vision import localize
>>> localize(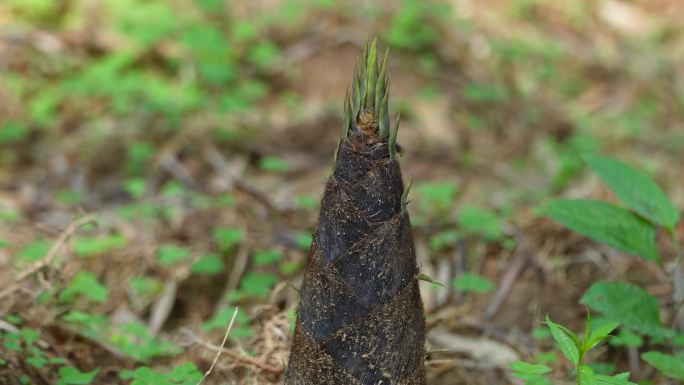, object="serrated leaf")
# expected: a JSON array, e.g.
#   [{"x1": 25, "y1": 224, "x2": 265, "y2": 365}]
[
  {"x1": 581, "y1": 282, "x2": 670, "y2": 338},
  {"x1": 642, "y1": 351, "x2": 684, "y2": 380},
  {"x1": 416, "y1": 273, "x2": 447, "y2": 287},
  {"x1": 546, "y1": 315, "x2": 580, "y2": 367},
  {"x1": 583, "y1": 154, "x2": 679, "y2": 229},
  {"x1": 555, "y1": 322, "x2": 582, "y2": 351},
  {"x1": 545, "y1": 199, "x2": 659, "y2": 261}
]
